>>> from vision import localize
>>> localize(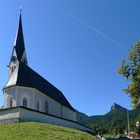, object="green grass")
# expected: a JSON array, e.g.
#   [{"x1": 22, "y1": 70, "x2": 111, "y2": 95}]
[
  {"x1": 0, "y1": 122, "x2": 95, "y2": 140},
  {"x1": 103, "y1": 133, "x2": 114, "y2": 138}
]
